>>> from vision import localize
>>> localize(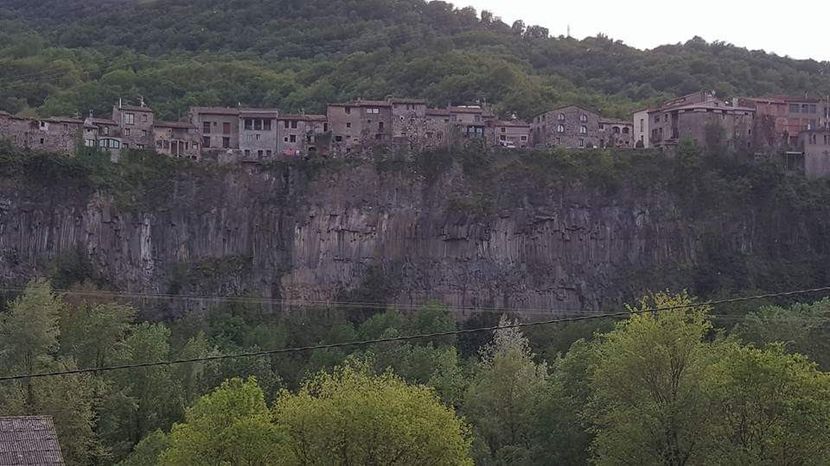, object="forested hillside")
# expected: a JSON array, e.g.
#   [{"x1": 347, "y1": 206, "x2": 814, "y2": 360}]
[{"x1": 1, "y1": 0, "x2": 829, "y2": 121}]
